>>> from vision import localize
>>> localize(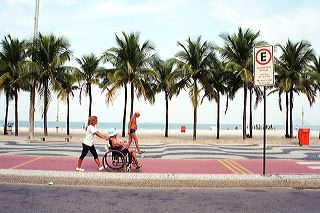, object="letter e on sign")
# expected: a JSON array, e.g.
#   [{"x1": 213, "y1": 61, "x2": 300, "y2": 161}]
[{"x1": 256, "y1": 48, "x2": 272, "y2": 65}]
